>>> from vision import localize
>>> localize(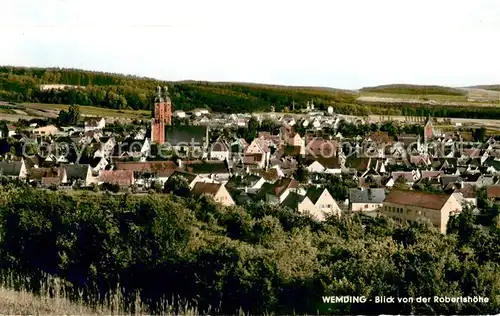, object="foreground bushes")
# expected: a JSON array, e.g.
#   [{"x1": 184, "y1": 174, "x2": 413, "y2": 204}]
[{"x1": 0, "y1": 187, "x2": 498, "y2": 314}]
